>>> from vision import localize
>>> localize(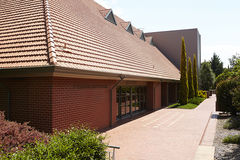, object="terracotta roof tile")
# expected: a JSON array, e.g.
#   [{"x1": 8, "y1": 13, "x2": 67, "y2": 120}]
[
  {"x1": 0, "y1": 0, "x2": 49, "y2": 68},
  {"x1": 0, "y1": 0, "x2": 180, "y2": 81}
]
